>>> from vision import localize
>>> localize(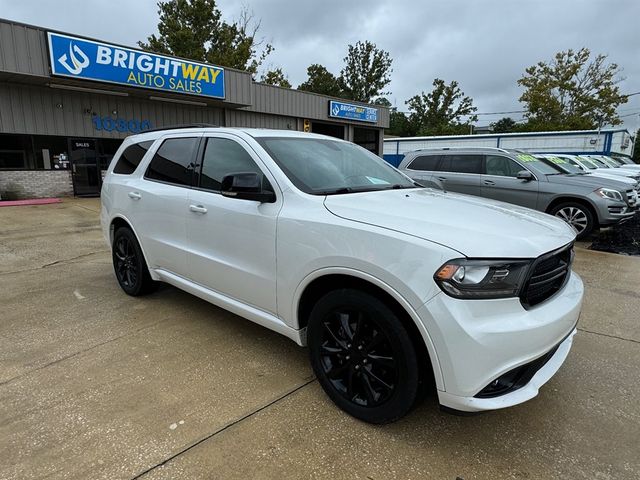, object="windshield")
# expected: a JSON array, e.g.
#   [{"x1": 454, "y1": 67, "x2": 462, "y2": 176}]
[
  {"x1": 256, "y1": 137, "x2": 416, "y2": 195},
  {"x1": 513, "y1": 153, "x2": 562, "y2": 175},
  {"x1": 542, "y1": 156, "x2": 585, "y2": 174},
  {"x1": 600, "y1": 156, "x2": 620, "y2": 168},
  {"x1": 588, "y1": 157, "x2": 610, "y2": 168},
  {"x1": 616, "y1": 156, "x2": 634, "y2": 165},
  {"x1": 577, "y1": 157, "x2": 600, "y2": 169}
]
